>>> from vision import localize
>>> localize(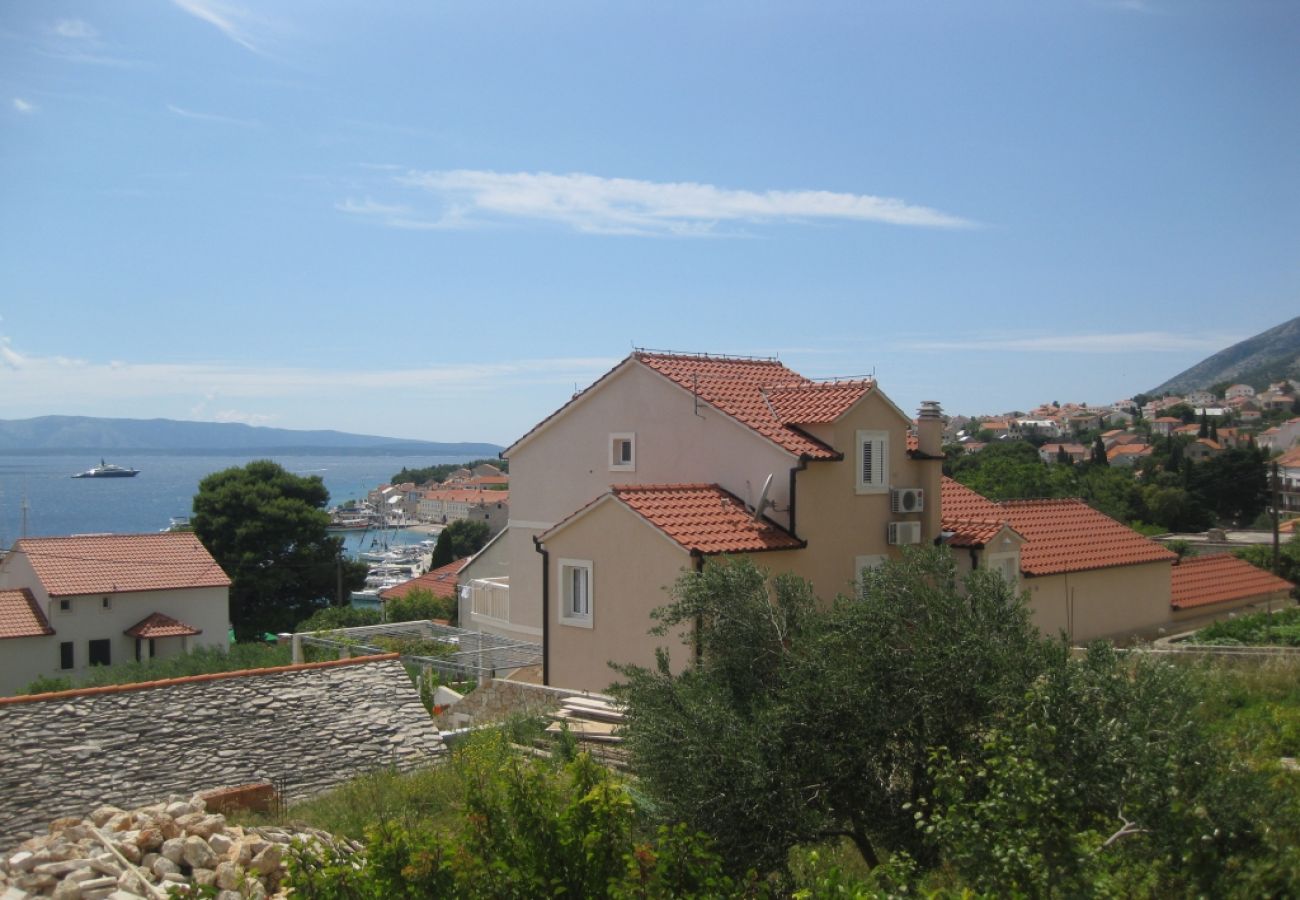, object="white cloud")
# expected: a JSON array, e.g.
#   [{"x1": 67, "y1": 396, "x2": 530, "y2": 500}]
[
  {"x1": 1, "y1": 339, "x2": 619, "y2": 422},
  {"x1": 52, "y1": 19, "x2": 97, "y2": 40},
  {"x1": 901, "y1": 331, "x2": 1235, "y2": 354},
  {"x1": 349, "y1": 169, "x2": 975, "y2": 236},
  {"x1": 12, "y1": 98, "x2": 35, "y2": 114},
  {"x1": 166, "y1": 104, "x2": 257, "y2": 127},
  {"x1": 170, "y1": 0, "x2": 264, "y2": 54}
]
